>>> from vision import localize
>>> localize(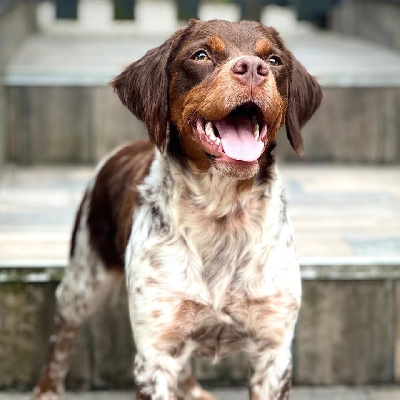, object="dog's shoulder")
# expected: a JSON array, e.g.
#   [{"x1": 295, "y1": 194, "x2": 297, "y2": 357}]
[{"x1": 73, "y1": 140, "x2": 155, "y2": 271}]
